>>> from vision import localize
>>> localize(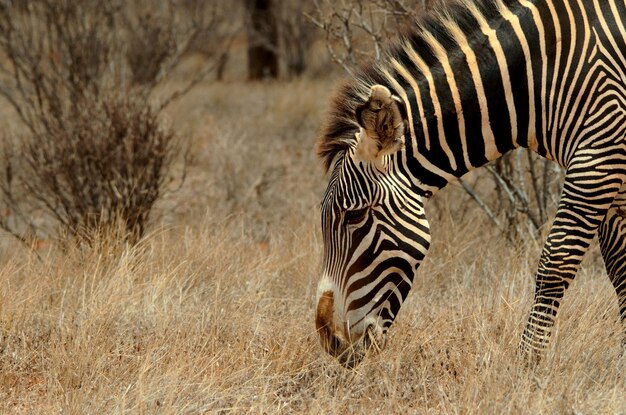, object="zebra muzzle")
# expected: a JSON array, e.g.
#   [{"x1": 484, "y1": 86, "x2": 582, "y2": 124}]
[{"x1": 333, "y1": 324, "x2": 385, "y2": 368}]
